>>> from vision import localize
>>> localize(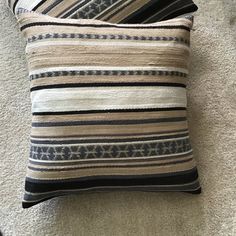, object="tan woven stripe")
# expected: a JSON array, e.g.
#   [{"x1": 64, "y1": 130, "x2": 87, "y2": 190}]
[
  {"x1": 47, "y1": 0, "x2": 79, "y2": 17},
  {"x1": 104, "y1": 0, "x2": 150, "y2": 23},
  {"x1": 30, "y1": 130, "x2": 189, "y2": 140},
  {"x1": 26, "y1": 158, "x2": 196, "y2": 180},
  {"x1": 35, "y1": 0, "x2": 56, "y2": 12},
  {"x1": 28, "y1": 155, "x2": 193, "y2": 170},
  {"x1": 32, "y1": 110, "x2": 187, "y2": 122},
  {"x1": 27, "y1": 46, "x2": 189, "y2": 71},
  {"x1": 95, "y1": 0, "x2": 131, "y2": 20},
  {"x1": 31, "y1": 121, "x2": 188, "y2": 136}
]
